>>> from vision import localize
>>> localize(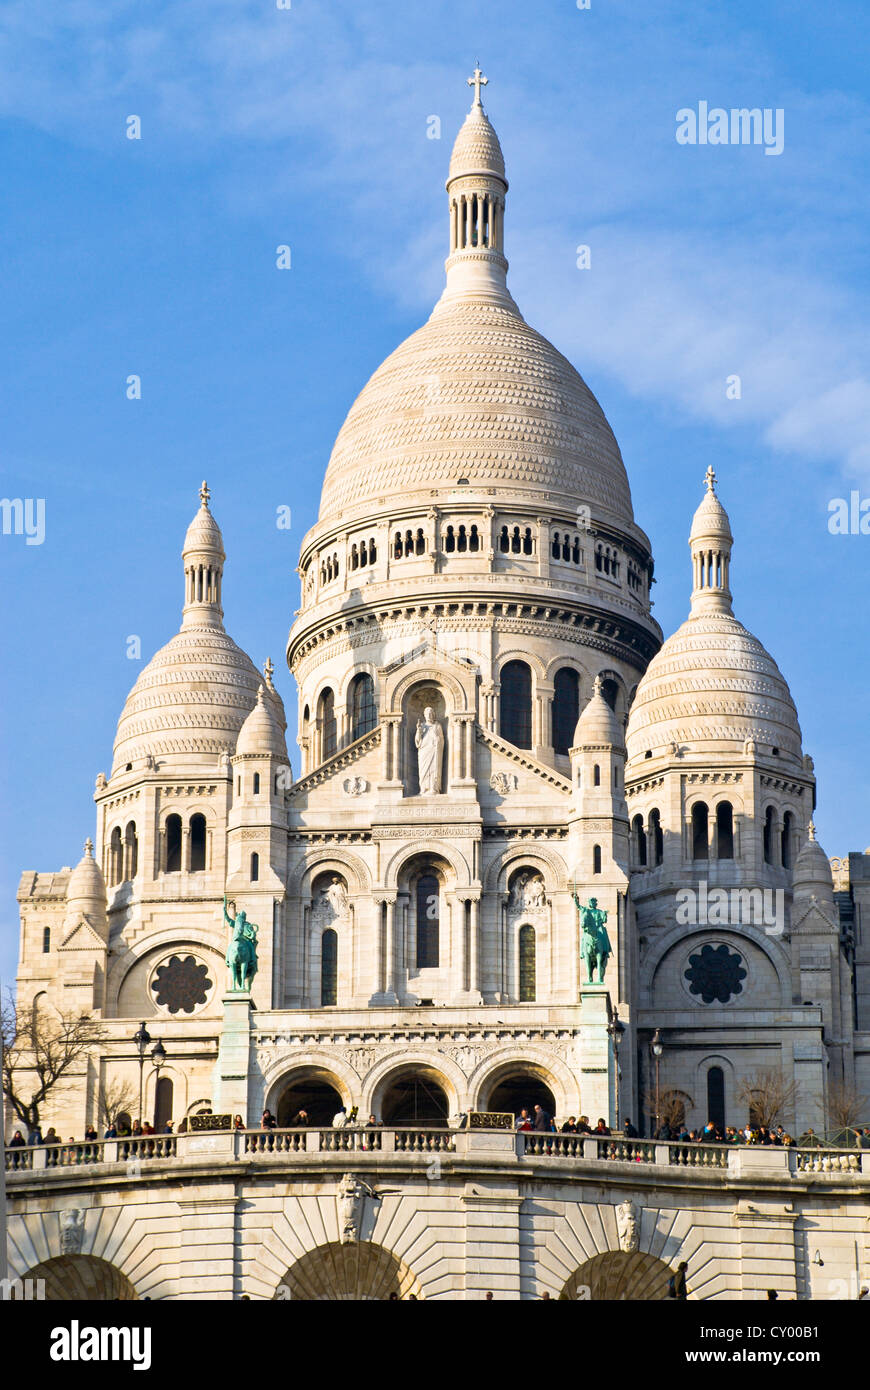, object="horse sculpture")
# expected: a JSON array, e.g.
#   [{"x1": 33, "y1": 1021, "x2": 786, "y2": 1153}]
[
  {"x1": 224, "y1": 896, "x2": 259, "y2": 992},
  {"x1": 572, "y1": 888, "x2": 613, "y2": 985}
]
